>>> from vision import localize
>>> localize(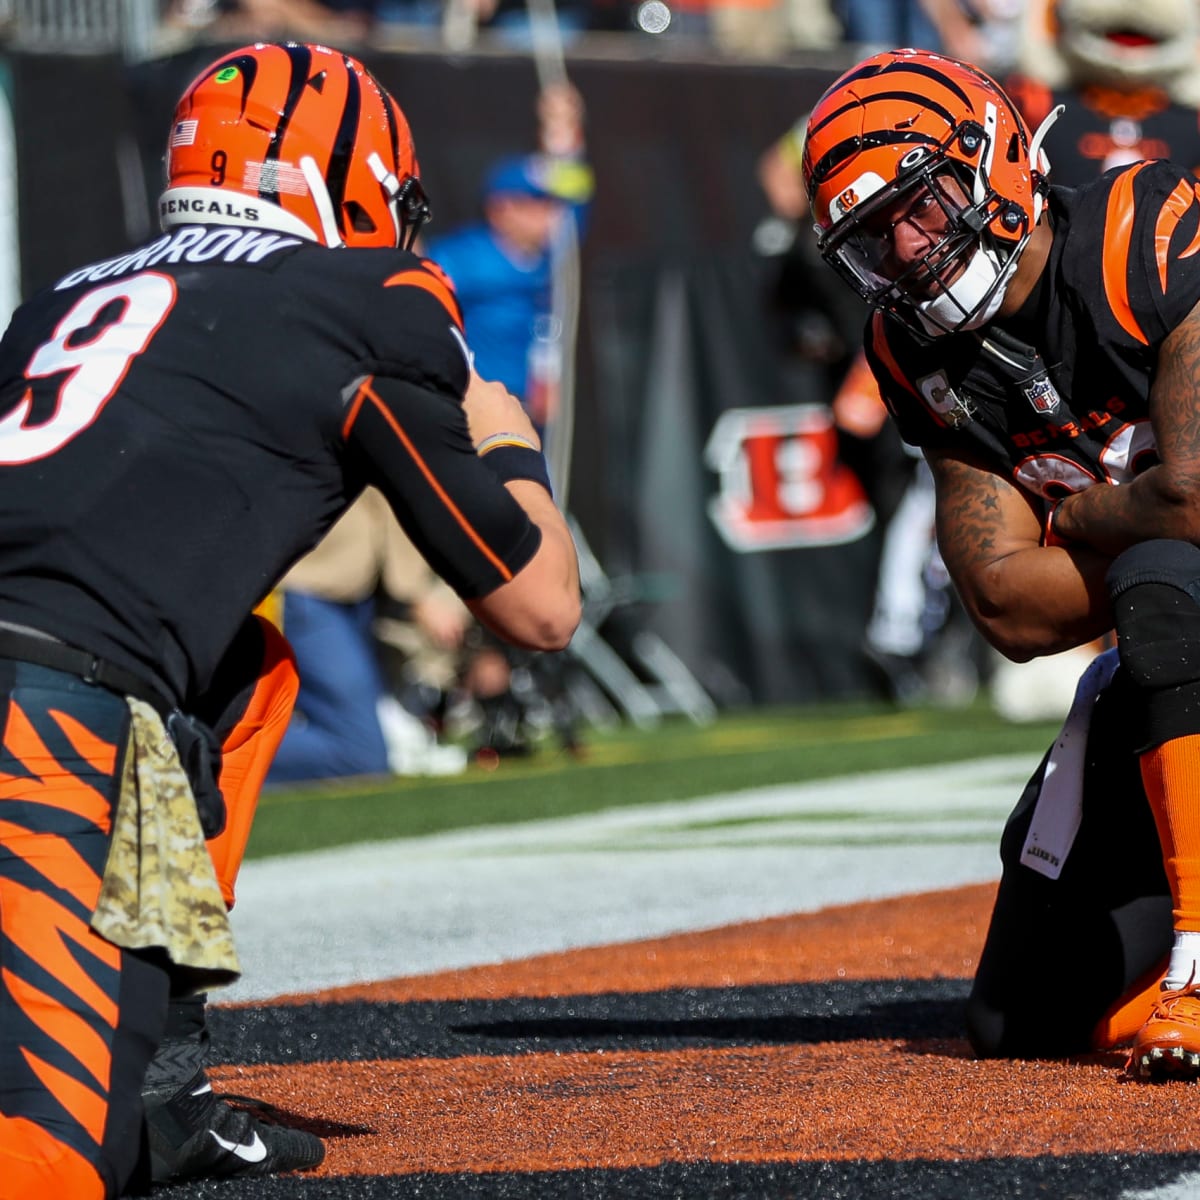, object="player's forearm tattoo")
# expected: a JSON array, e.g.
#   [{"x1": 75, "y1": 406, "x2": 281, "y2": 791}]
[{"x1": 932, "y1": 456, "x2": 1007, "y2": 569}]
